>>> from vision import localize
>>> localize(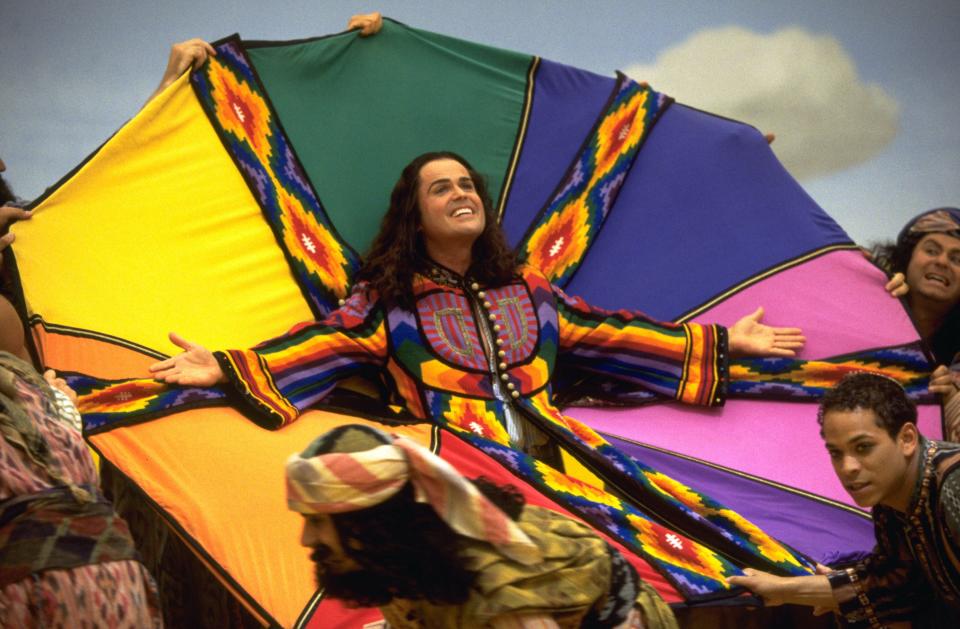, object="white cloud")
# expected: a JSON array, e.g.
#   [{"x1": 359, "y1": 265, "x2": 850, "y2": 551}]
[{"x1": 625, "y1": 26, "x2": 900, "y2": 181}]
